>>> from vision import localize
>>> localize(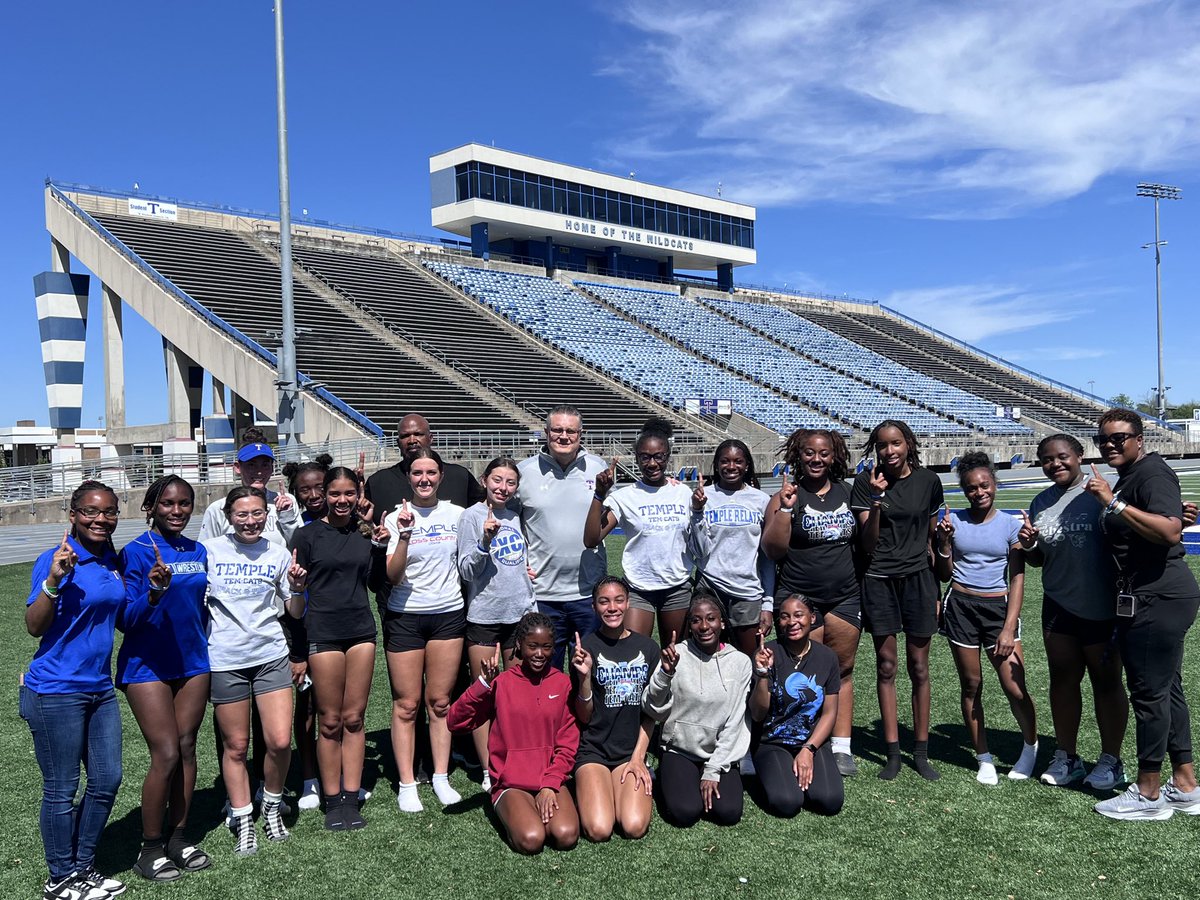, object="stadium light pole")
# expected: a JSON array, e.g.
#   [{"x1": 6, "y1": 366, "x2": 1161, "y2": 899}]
[
  {"x1": 274, "y1": 0, "x2": 301, "y2": 454},
  {"x1": 1136, "y1": 182, "x2": 1181, "y2": 421}
]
